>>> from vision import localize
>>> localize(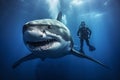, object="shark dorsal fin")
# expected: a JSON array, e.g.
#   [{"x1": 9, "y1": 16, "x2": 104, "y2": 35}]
[{"x1": 57, "y1": 11, "x2": 62, "y2": 21}]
